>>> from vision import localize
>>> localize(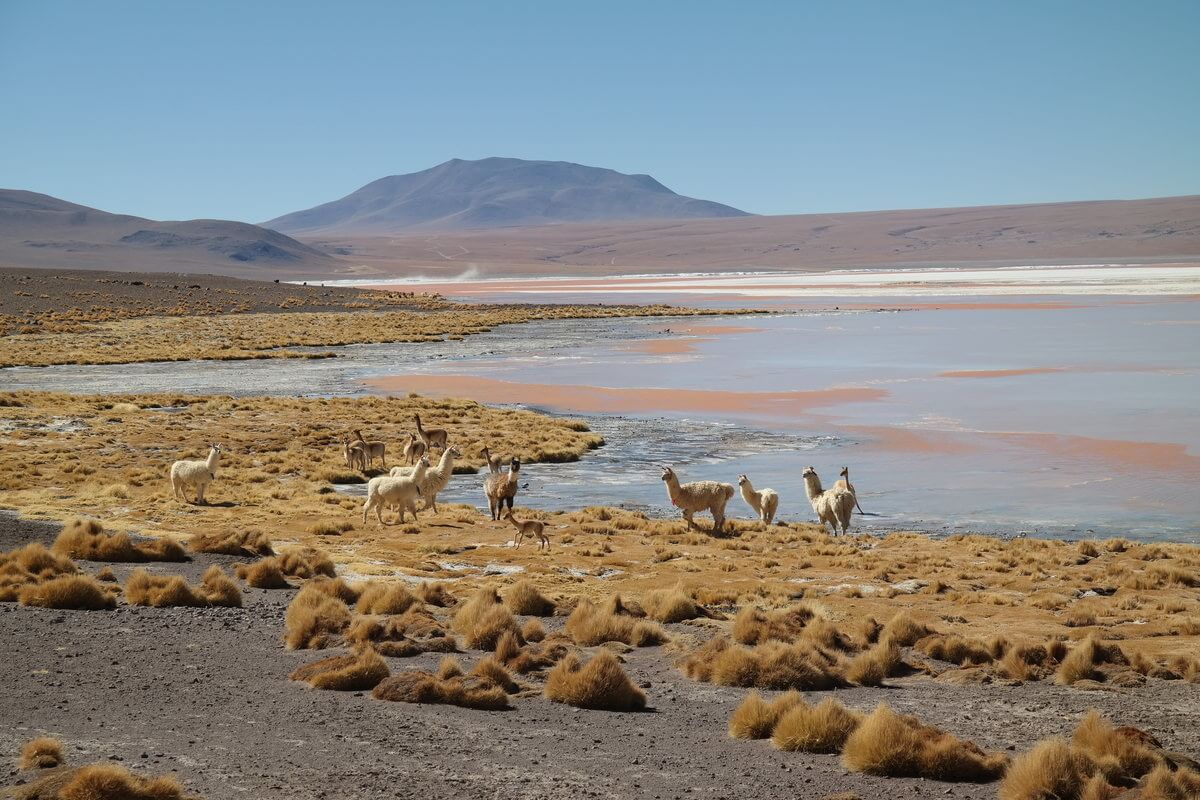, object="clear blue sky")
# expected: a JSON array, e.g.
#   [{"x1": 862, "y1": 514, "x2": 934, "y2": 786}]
[{"x1": 1, "y1": 1, "x2": 1197, "y2": 222}]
